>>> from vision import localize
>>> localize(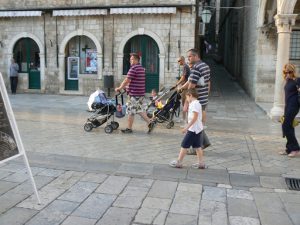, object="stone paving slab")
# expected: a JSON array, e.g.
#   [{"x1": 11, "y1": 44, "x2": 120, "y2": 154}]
[
  {"x1": 0, "y1": 207, "x2": 38, "y2": 225},
  {"x1": 61, "y1": 216, "x2": 97, "y2": 225},
  {"x1": 96, "y1": 207, "x2": 136, "y2": 225}
]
